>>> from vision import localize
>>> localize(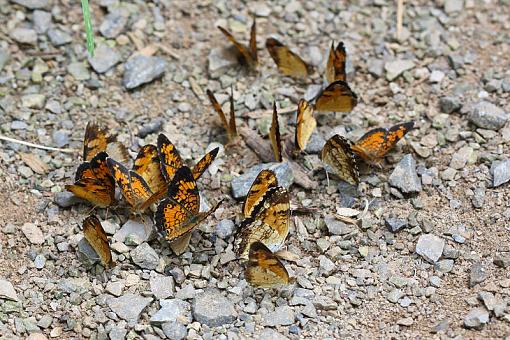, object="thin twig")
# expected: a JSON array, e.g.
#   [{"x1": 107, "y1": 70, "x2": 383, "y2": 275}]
[
  {"x1": 0, "y1": 135, "x2": 78, "y2": 153},
  {"x1": 396, "y1": 0, "x2": 404, "y2": 41}
]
